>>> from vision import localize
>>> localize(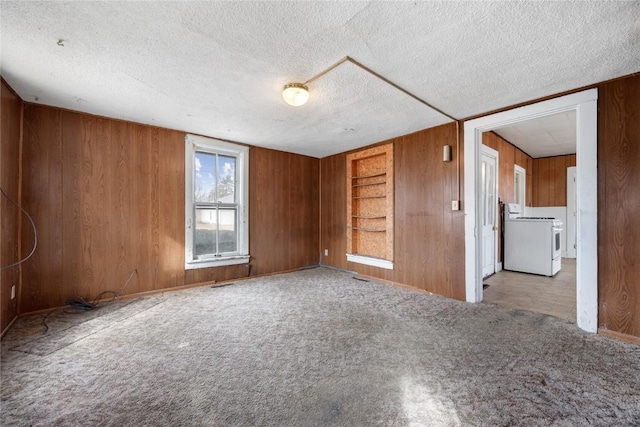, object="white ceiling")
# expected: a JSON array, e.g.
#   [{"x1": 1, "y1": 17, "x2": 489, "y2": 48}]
[
  {"x1": 1, "y1": 2, "x2": 639, "y2": 158},
  {"x1": 494, "y1": 111, "x2": 576, "y2": 158}
]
